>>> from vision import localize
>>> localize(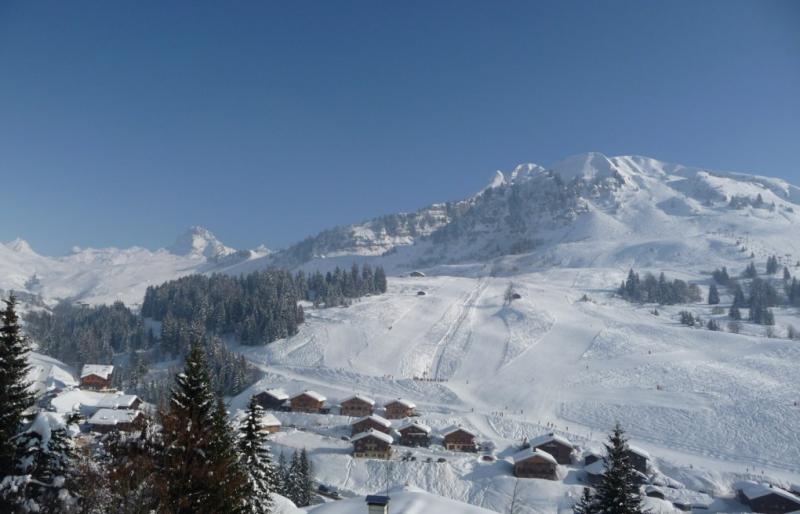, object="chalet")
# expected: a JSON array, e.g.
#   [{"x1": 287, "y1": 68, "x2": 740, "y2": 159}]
[
  {"x1": 88, "y1": 408, "x2": 144, "y2": 433},
  {"x1": 289, "y1": 390, "x2": 327, "y2": 413},
  {"x1": 738, "y1": 483, "x2": 800, "y2": 514},
  {"x1": 442, "y1": 426, "x2": 478, "y2": 452},
  {"x1": 80, "y1": 364, "x2": 114, "y2": 390},
  {"x1": 351, "y1": 429, "x2": 393, "y2": 459},
  {"x1": 645, "y1": 486, "x2": 666, "y2": 500},
  {"x1": 583, "y1": 450, "x2": 603, "y2": 466},
  {"x1": 351, "y1": 414, "x2": 392, "y2": 436},
  {"x1": 626, "y1": 445, "x2": 650, "y2": 474},
  {"x1": 340, "y1": 394, "x2": 375, "y2": 417},
  {"x1": 585, "y1": 459, "x2": 648, "y2": 486},
  {"x1": 529, "y1": 433, "x2": 574, "y2": 465},
  {"x1": 397, "y1": 421, "x2": 432, "y2": 447},
  {"x1": 512, "y1": 447, "x2": 558, "y2": 480},
  {"x1": 50, "y1": 390, "x2": 141, "y2": 417},
  {"x1": 409, "y1": 271, "x2": 426, "y2": 277},
  {"x1": 366, "y1": 495, "x2": 391, "y2": 514},
  {"x1": 254, "y1": 389, "x2": 289, "y2": 410},
  {"x1": 260, "y1": 412, "x2": 282, "y2": 434},
  {"x1": 384, "y1": 398, "x2": 416, "y2": 419}
]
